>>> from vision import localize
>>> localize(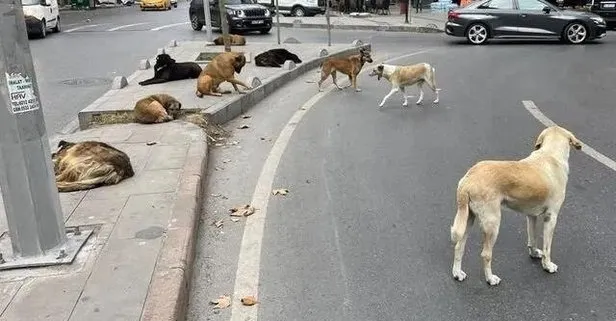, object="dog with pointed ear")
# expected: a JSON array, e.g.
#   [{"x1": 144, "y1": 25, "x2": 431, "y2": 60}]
[{"x1": 534, "y1": 125, "x2": 582, "y2": 151}]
